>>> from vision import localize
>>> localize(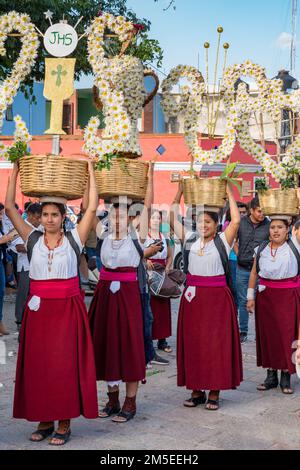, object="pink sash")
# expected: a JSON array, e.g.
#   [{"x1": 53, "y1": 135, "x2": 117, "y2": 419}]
[
  {"x1": 30, "y1": 277, "x2": 81, "y2": 298},
  {"x1": 259, "y1": 277, "x2": 300, "y2": 289},
  {"x1": 100, "y1": 267, "x2": 137, "y2": 282},
  {"x1": 186, "y1": 274, "x2": 227, "y2": 288}
]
